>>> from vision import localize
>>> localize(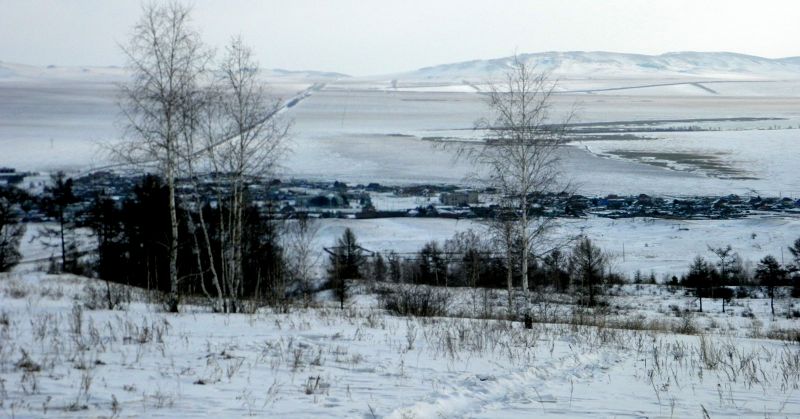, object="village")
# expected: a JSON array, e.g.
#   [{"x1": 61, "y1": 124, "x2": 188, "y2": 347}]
[{"x1": 7, "y1": 169, "x2": 796, "y2": 223}]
